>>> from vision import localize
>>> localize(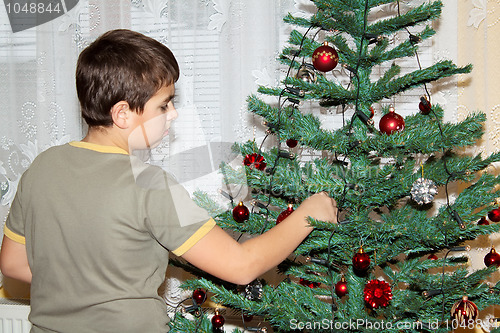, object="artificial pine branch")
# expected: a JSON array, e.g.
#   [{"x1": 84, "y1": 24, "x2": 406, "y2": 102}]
[{"x1": 368, "y1": 1, "x2": 443, "y2": 35}]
